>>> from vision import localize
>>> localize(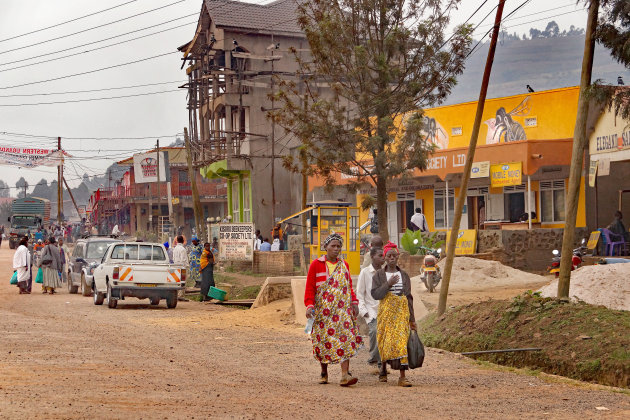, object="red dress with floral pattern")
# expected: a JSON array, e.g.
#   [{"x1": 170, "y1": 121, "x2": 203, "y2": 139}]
[{"x1": 310, "y1": 260, "x2": 362, "y2": 364}]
